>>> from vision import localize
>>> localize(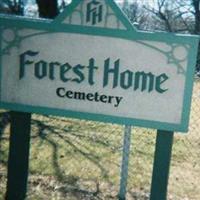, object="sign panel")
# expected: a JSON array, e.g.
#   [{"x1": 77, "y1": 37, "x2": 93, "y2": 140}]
[{"x1": 0, "y1": 0, "x2": 199, "y2": 132}]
